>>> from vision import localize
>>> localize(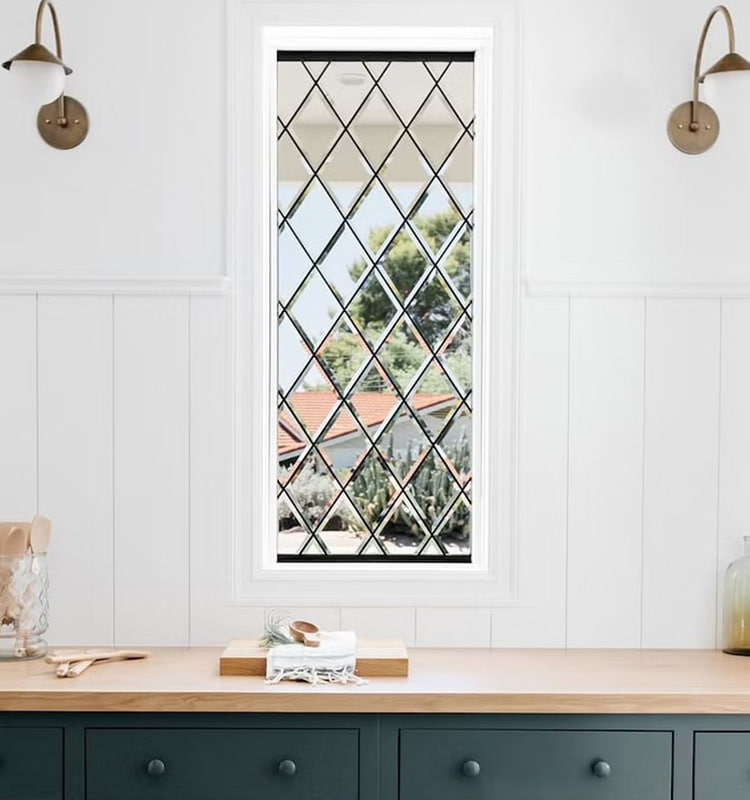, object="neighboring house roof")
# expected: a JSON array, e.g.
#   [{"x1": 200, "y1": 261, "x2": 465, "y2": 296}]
[{"x1": 279, "y1": 392, "x2": 454, "y2": 457}]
